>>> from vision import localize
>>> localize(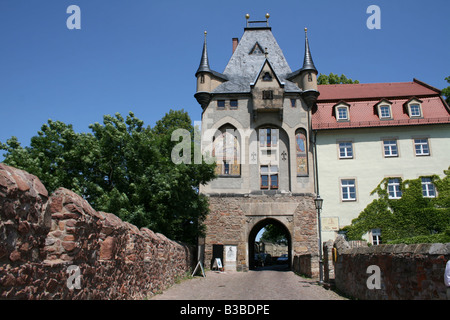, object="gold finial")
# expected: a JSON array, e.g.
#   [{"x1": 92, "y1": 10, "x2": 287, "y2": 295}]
[
  {"x1": 204, "y1": 30, "x2": 207, "y2": 35},
  {"x1": 265, "y1": 13, "x2": 270, "y2": 19},
  {"x1": 245, "y1": 13, "x2": 250, "y2": 19},
  {"x1": 304, "y1": 27, "x2": 308, "y2": 33}
]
